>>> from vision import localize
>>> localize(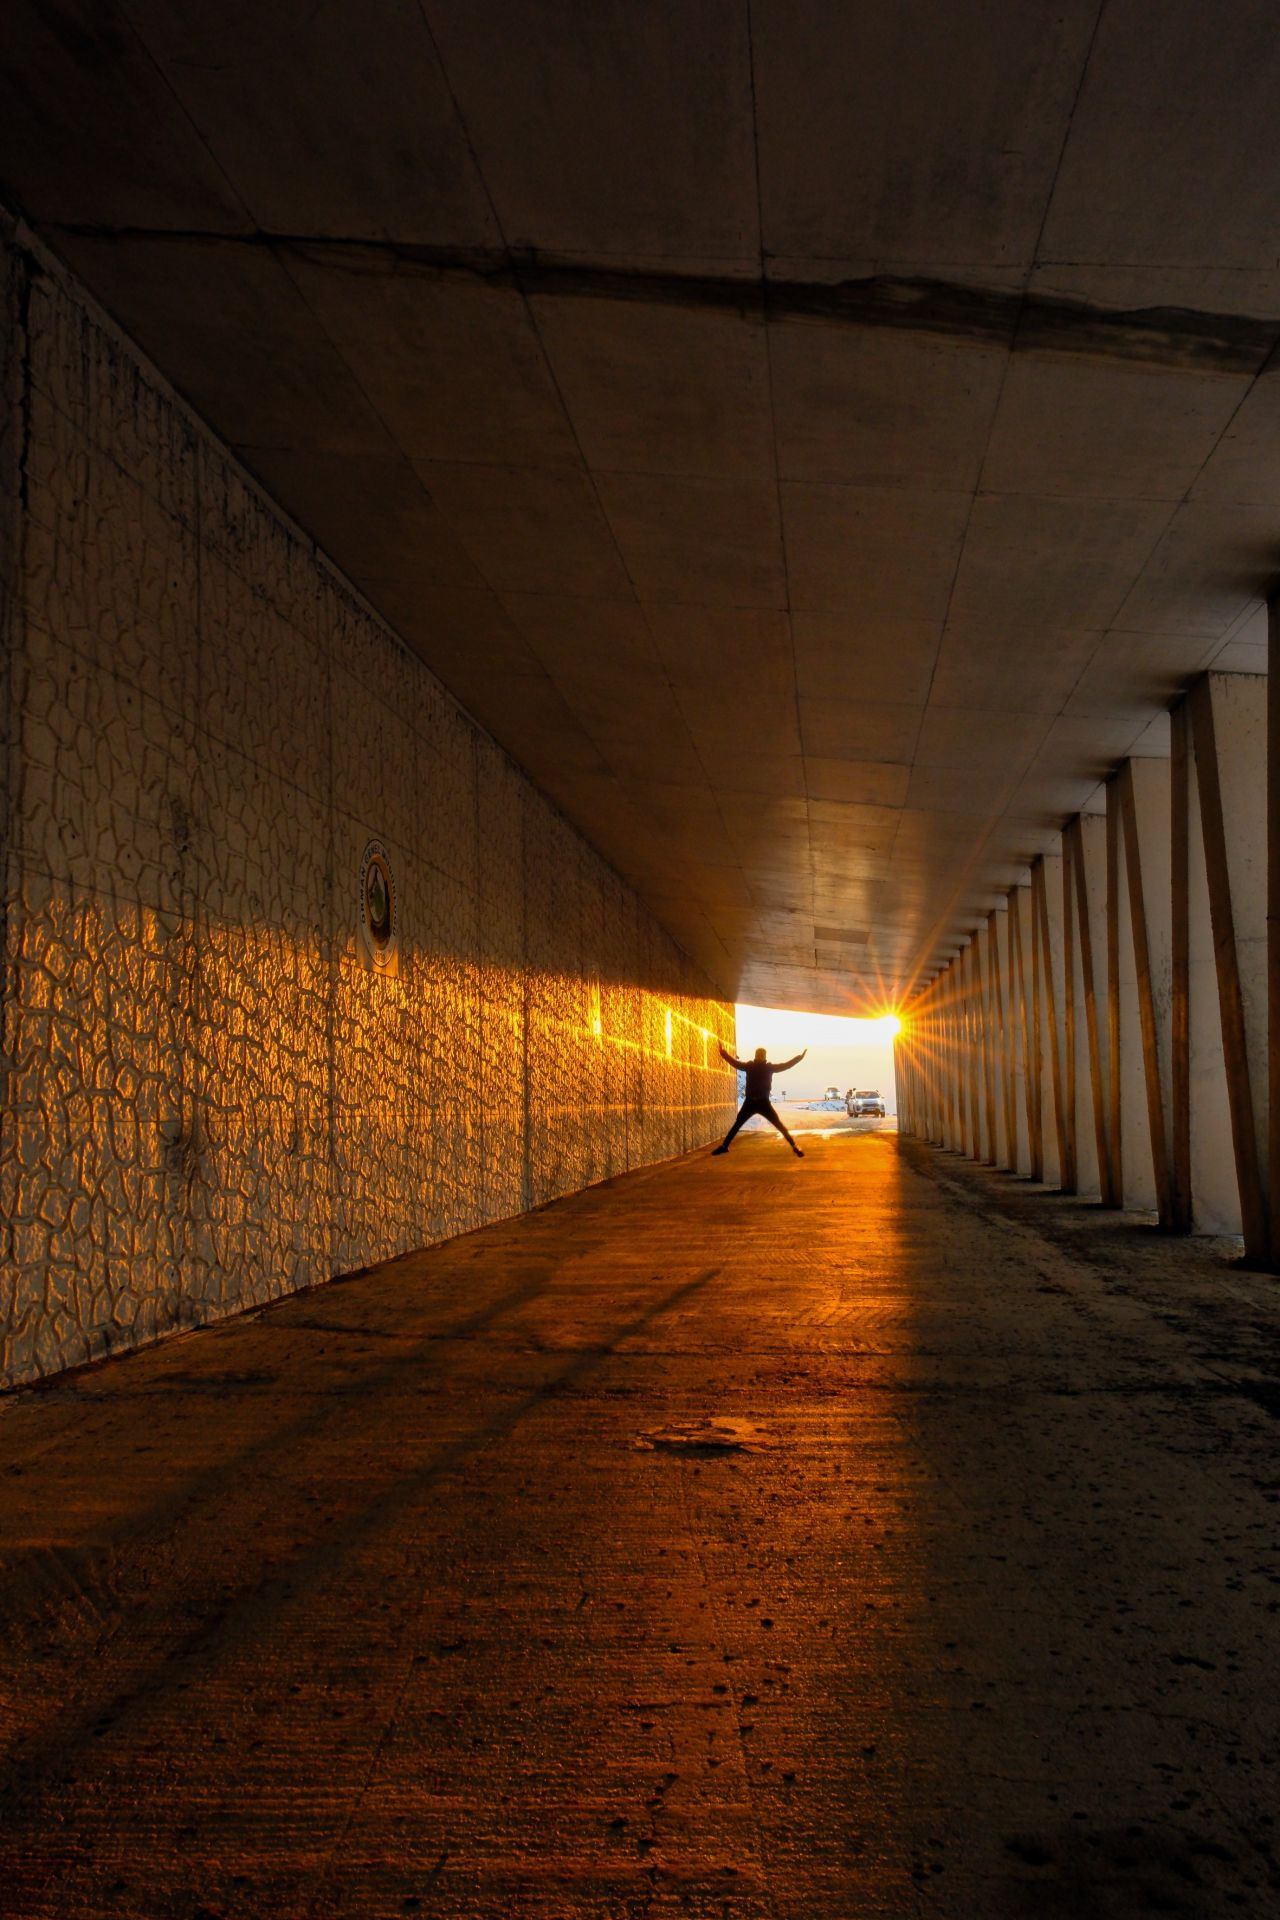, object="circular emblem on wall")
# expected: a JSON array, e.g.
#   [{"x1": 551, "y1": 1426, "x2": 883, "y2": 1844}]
[{"x1": 358, "y1": 839, "x2": 399, "y2": 976}]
